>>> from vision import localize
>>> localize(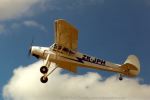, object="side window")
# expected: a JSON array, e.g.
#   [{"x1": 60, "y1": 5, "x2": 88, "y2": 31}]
[
  {"x1": 53, "y1": 44, "x2": 75, "y2": 55},
  {"x1": 63, "y1": 47, "x2": 69, "y2": 52},
  {"x1": 53, "y1": 44, "x2": 63, "y2": 52},
  {"x1": 58, "y1": 45, "x2": 62, "y2": 50}
]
